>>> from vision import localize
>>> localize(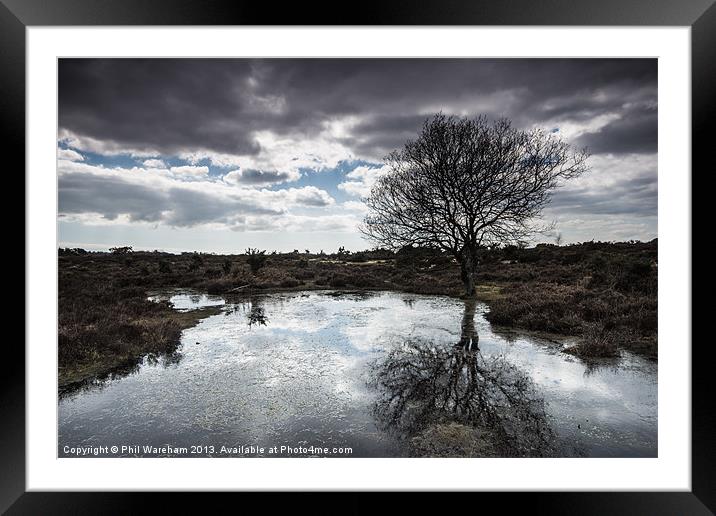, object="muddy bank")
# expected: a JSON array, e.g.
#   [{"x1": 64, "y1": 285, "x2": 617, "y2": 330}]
[{"x1": 409, "y1": 423, "x2": 500, "y2": 457}]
